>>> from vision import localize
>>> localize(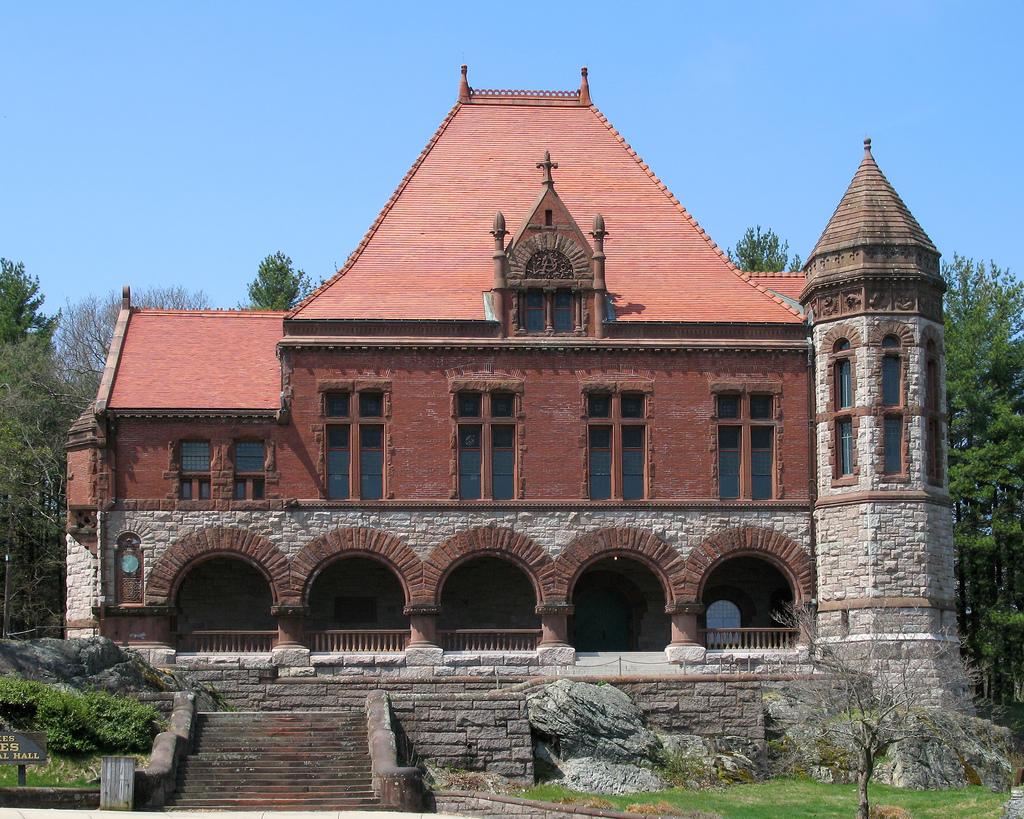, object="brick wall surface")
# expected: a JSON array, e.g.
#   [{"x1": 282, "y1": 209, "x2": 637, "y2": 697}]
[{"x1": 111, "y1": 348, "x2": 810, "y2": 503}]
